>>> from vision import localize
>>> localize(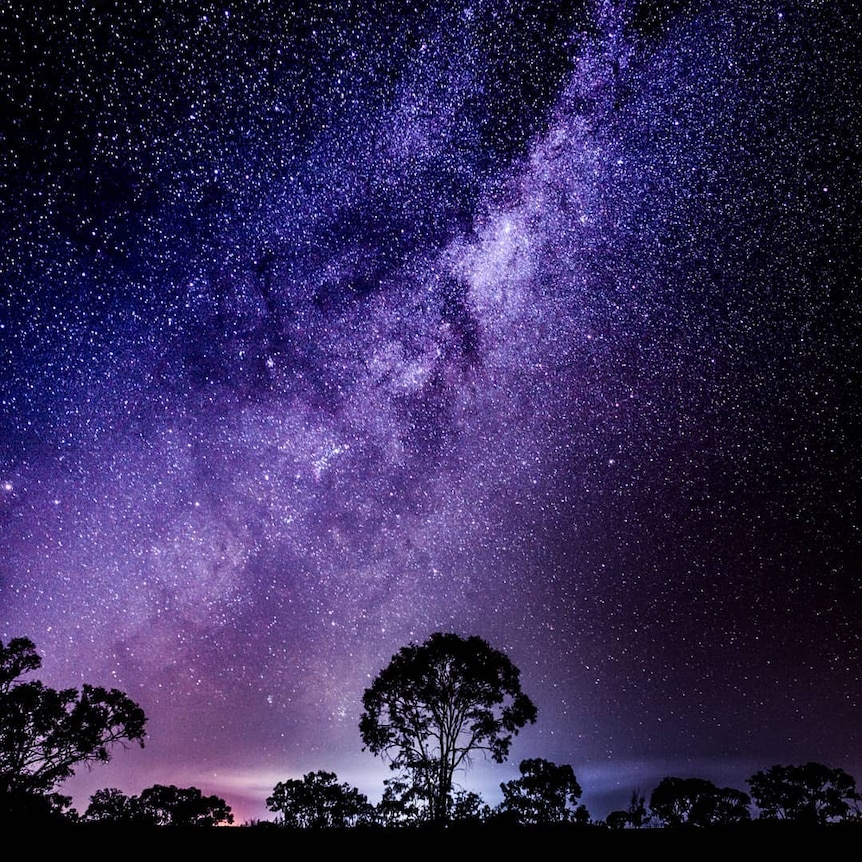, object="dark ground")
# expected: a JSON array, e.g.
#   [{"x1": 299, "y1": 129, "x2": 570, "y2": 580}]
[{"x1": 11, "y1": 821, "x2": 861, "y2": 853}]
